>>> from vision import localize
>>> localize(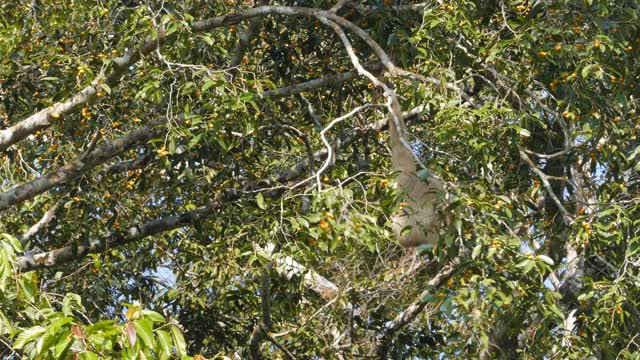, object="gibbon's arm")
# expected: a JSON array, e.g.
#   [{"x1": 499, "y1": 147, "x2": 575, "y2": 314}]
[{"x1": 387, "y1": 98, "x2": 444, "y2": 248}]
